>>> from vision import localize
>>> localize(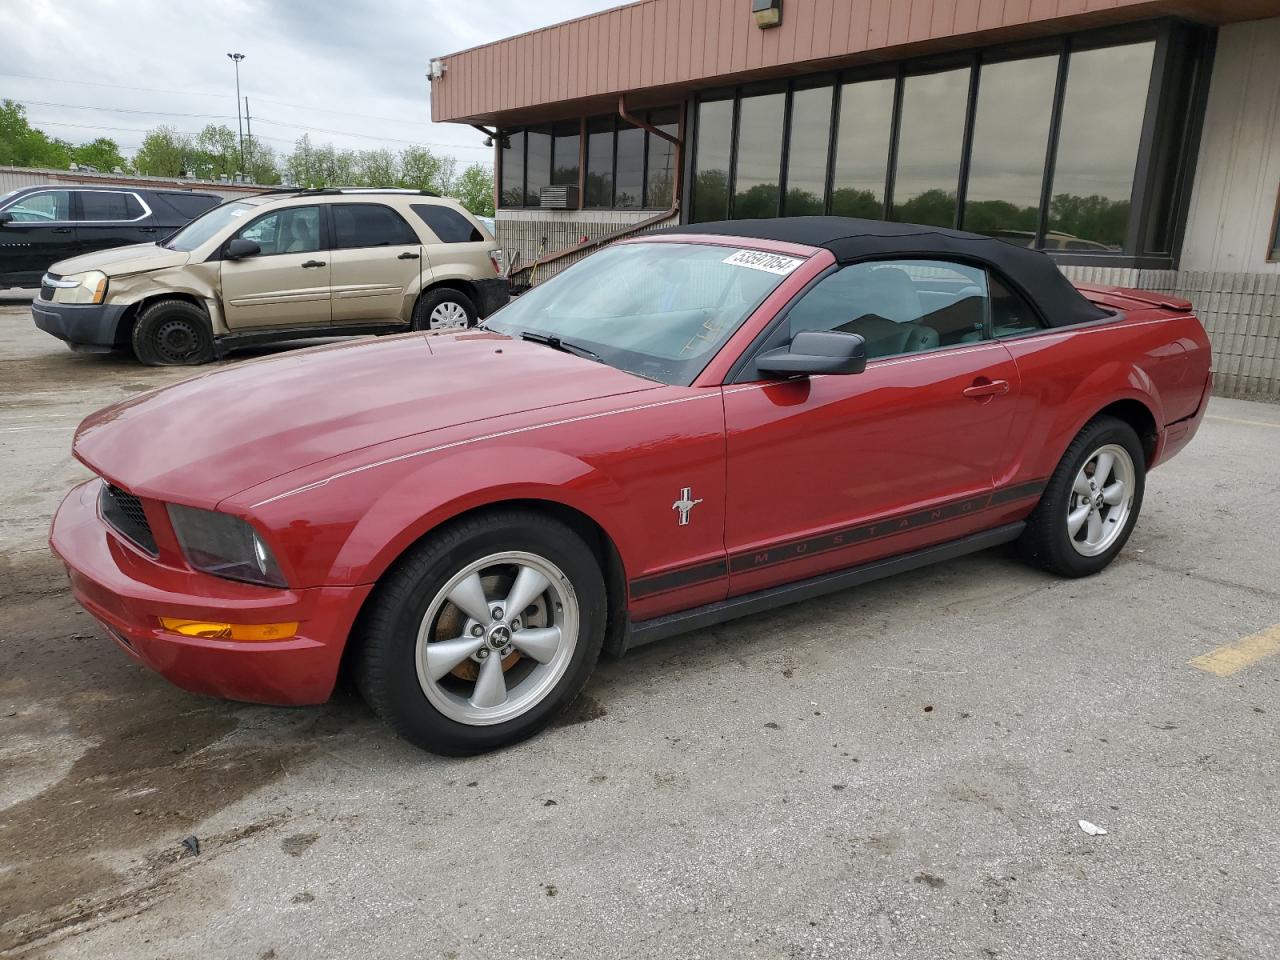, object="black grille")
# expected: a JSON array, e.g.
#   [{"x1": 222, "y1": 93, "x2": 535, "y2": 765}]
[
  {"x1": 100, "y1": 484, "x2": 157, "y2": 555},
  {"x1": 40, "y1": 272, "x2": 58, "y2": 302}
]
